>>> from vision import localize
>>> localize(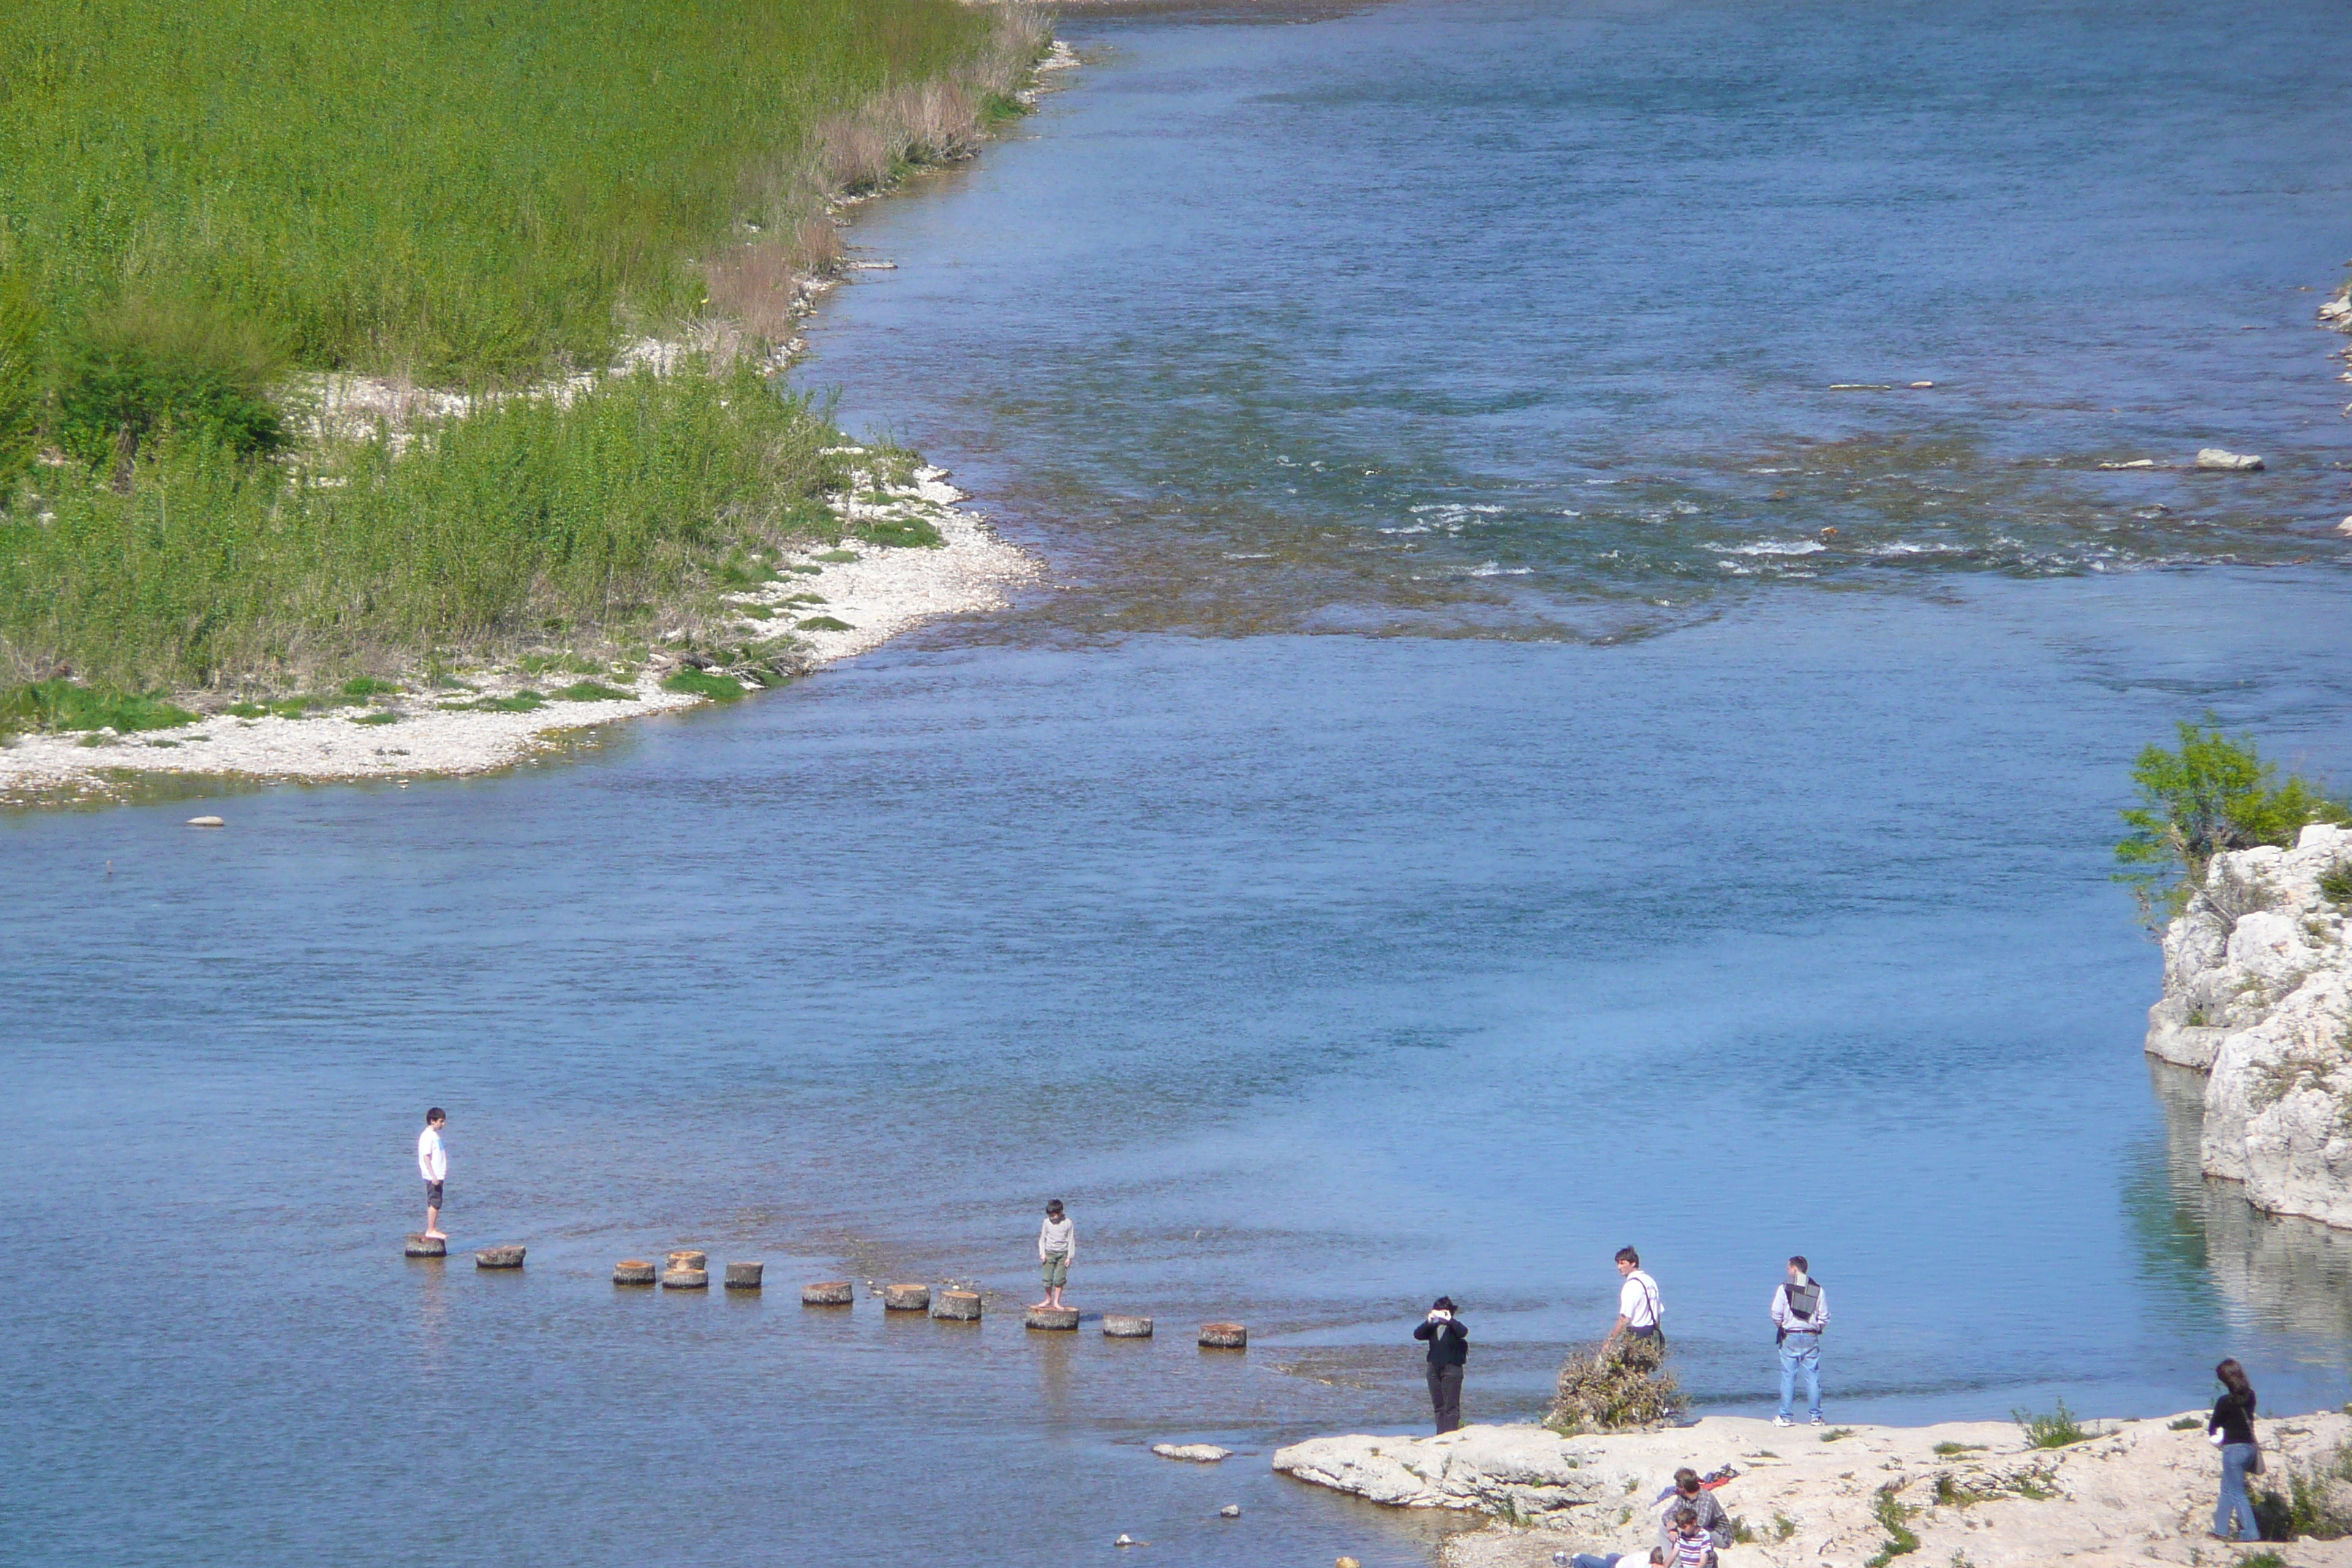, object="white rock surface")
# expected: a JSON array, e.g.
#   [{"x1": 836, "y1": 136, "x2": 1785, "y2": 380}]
[
  {"x1": 1151, "y1": 1443, "x2": 1232, "y2": 1463},
  {"x1": 2193, "y1": 446, "x2": 2265, "y2": 471},
  {"x1": 2146, "y1": 823, "x2": 2352, "y2": 1227},
  {"x1": 1278, "y1": 1413, "x2": 2352, "y2": 1568}
]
